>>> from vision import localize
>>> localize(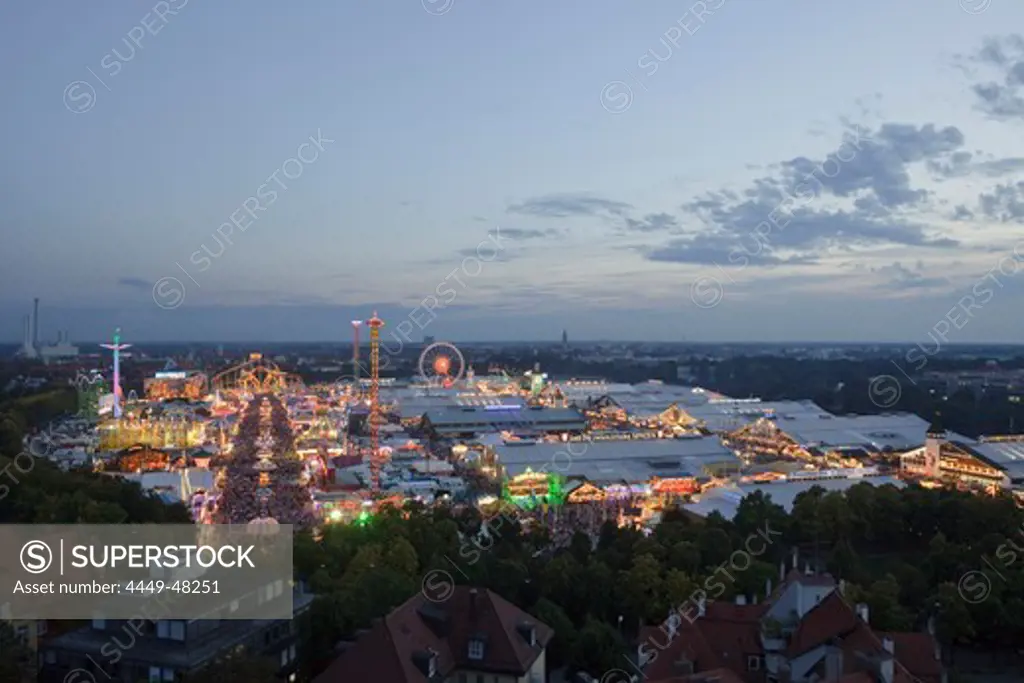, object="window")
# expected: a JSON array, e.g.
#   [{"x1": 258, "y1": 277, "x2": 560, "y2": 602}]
[
  {"x1": 92, "y1": 618, "x2": 105, "y2": 630},
  {"x1": 162, "y1": 669, "x2": 175, "y2": 682},
  {"x1": 169, "y1": 621, "x2": 185, "y2": 641},
  {"x1": 149, "y1": 666, "x2": 161, "y2": 682},
  {"x1": 280, "y1": 649, "x2": 289, "y2": 667},
  {"x1": 288, "y1": 644, "x2": 296, "y2": 661},
  {"x1": 37, "y1": 620, "x2": 47, "y2": 636},
  {"x1": 15, "y1": 625, "x2": 28, "y2": 643},
  {"x1": 747, "y1": 655, "x2": 761, "y2": 671},
  {"x1": 468, "y1": 640, "x2": 484, "y2": 660},
  {"x1": 44, "y1": 651, "x2": 56, "y2": 664},
  {"x1": 157, "y1": 621, "x2": 169, "y2": 638}
]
